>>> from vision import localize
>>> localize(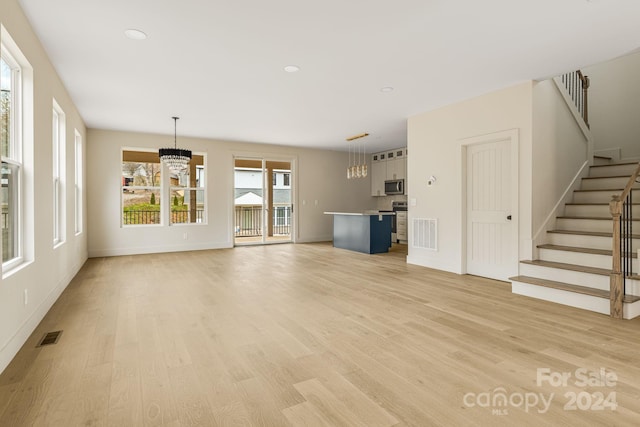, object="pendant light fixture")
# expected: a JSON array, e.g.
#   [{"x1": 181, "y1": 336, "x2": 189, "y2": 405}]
[
  {"x1": 159, "y1": 116, "x2": 191, "y2": 174},
  {"x1": 346, "y1": 132, "x2": 369, "y2": 179}
]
